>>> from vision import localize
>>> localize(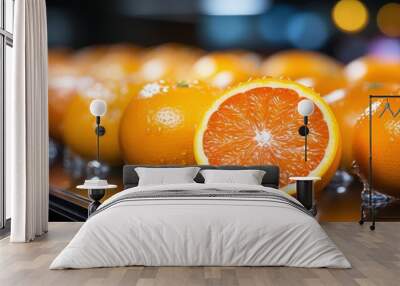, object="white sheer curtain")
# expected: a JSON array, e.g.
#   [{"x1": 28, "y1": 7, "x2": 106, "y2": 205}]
[{"x1": 7, "y1": 0, "x2": 49, "y2": 242}]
